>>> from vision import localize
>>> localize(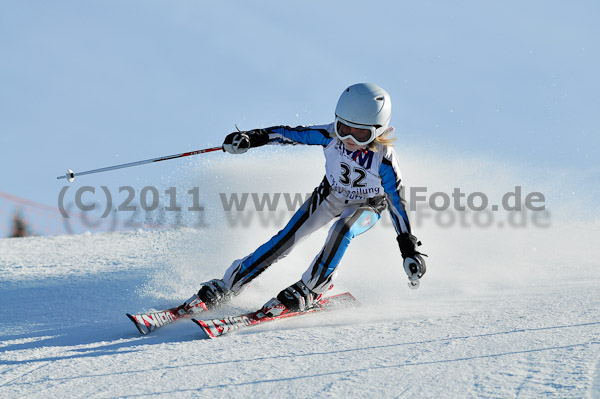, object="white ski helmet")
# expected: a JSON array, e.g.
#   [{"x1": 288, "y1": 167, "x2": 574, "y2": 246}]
[{"x1": 334, "y1": 83, "x2": 392, "y2": 145}]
